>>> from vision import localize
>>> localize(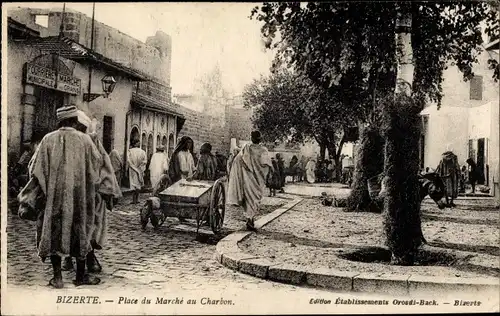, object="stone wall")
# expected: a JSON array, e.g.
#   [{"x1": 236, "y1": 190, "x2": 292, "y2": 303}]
[
  {"x1": 228, "y1": 107, "x2": 254, "y2": 143},
  {"x1": 176, "y1": 106, "x2": 230, "y2": 156}
]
